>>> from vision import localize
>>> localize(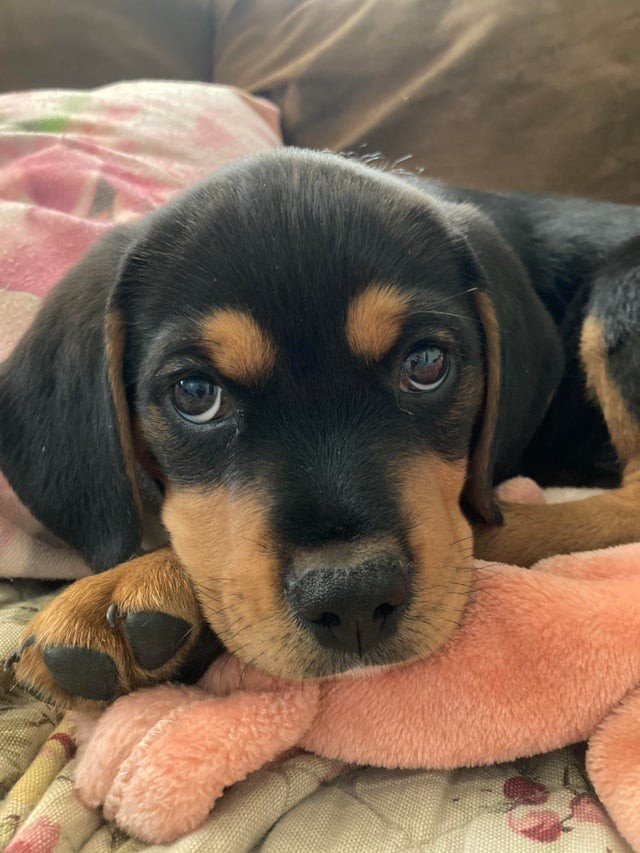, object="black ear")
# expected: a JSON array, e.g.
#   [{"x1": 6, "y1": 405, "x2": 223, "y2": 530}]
[
  {"x1": 447, "y1": 204, "x2": 564, "y2": 523},
  {"x1": 0, "y1": 224, "x2": 144, "y2": 571}
]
